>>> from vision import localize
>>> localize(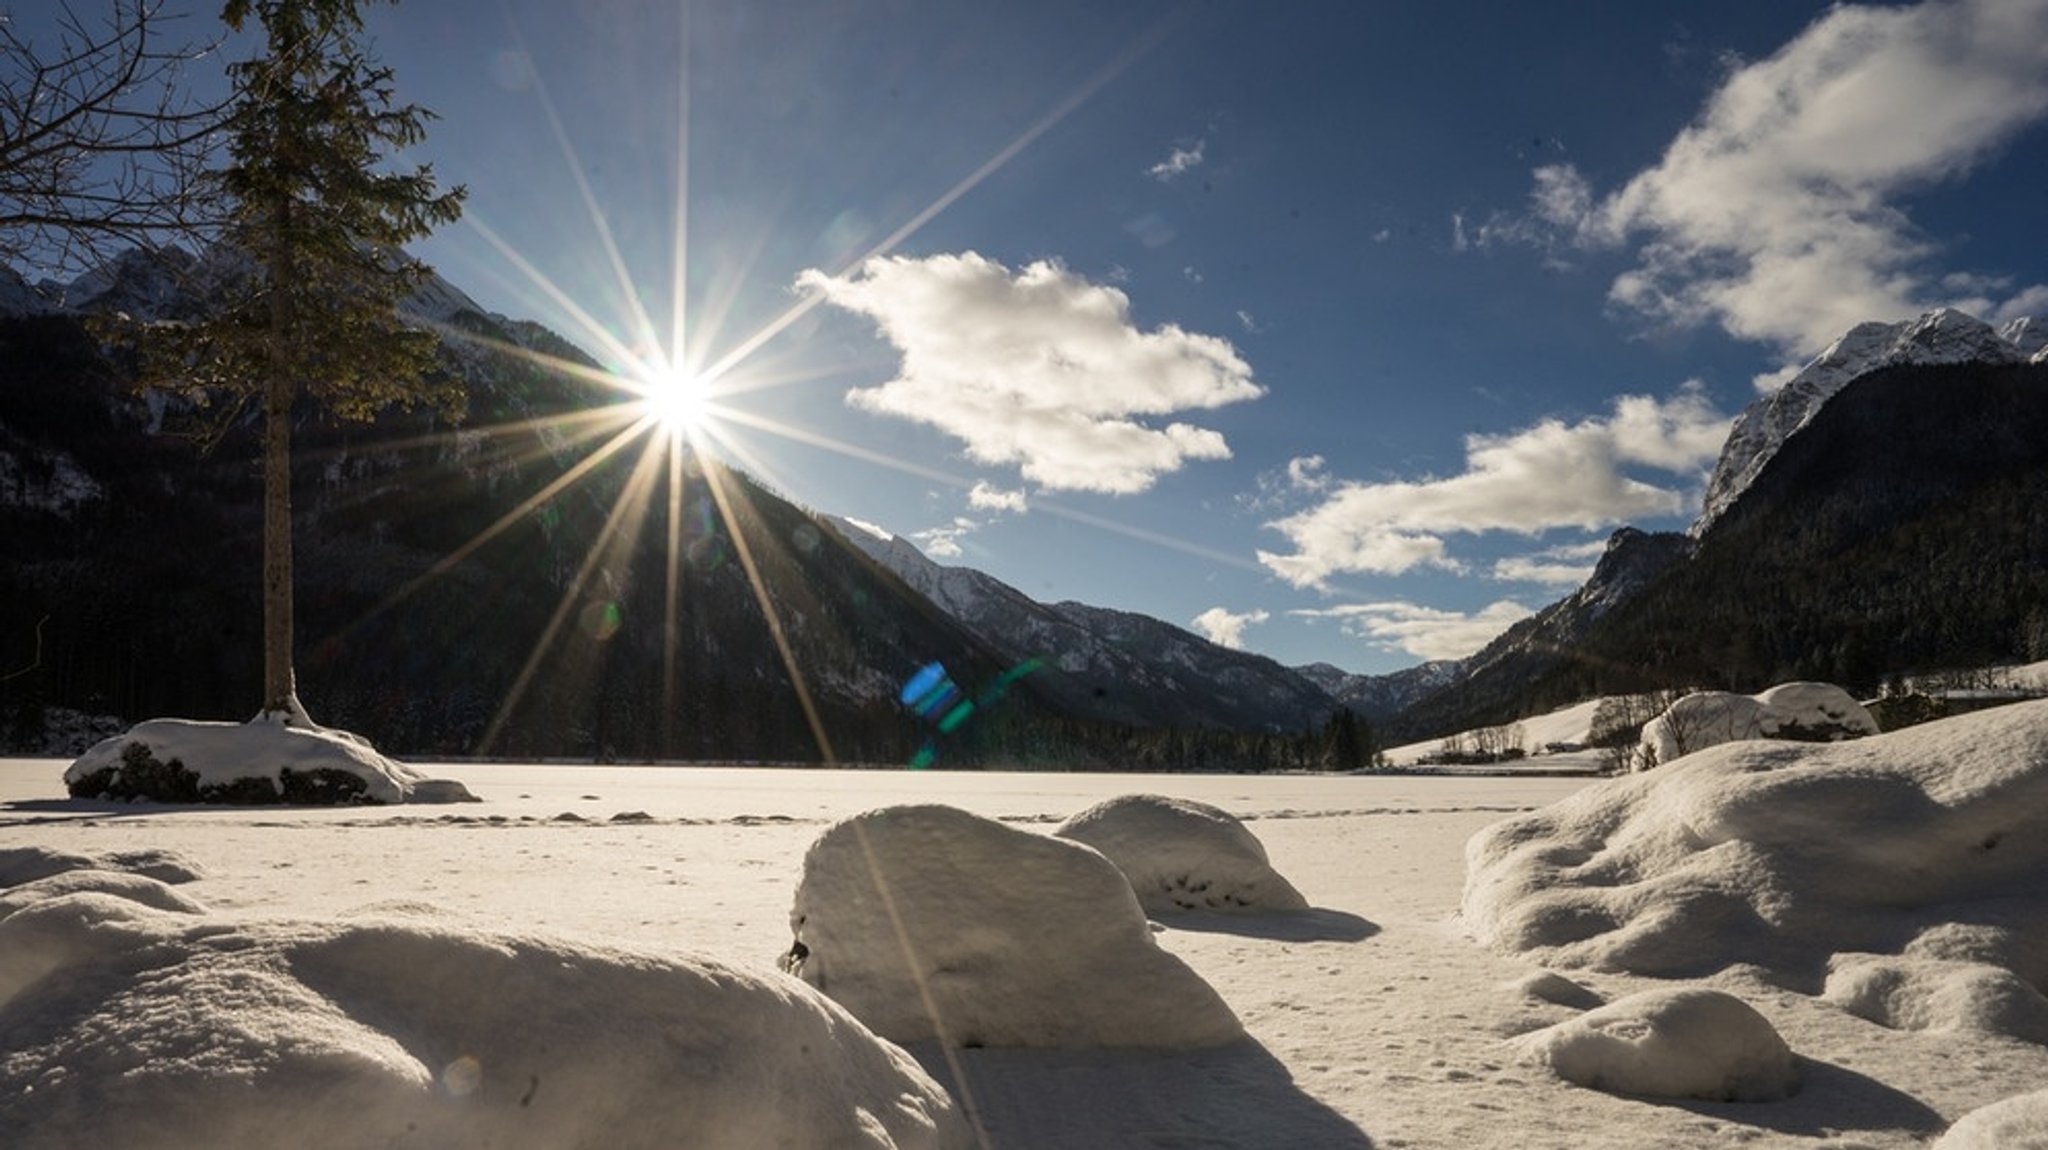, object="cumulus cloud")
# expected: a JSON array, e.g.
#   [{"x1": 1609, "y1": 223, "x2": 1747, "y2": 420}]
[
  {"x1": 799, "y1": 253, "x2": 1264, "y2": 494},
  {"x1": 1258, "y1": 387, "x2": 1727, "y2": 588},
  {"x1": 1292, "y1": 600, "x2": 1535, "y2": 662},
  {"x1": 967, "y1": 481, "x2": 1029, "y2": 514},
  {"x1": 1191, "y1": 606, "x2": 1270, "y2": 650},
  {"x1": 1528, "y1": 0, "x2": 2048, "y2": 353},
  {"x1": 1148, "y1": 139, "x2": 1206, "y2": 181}
]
